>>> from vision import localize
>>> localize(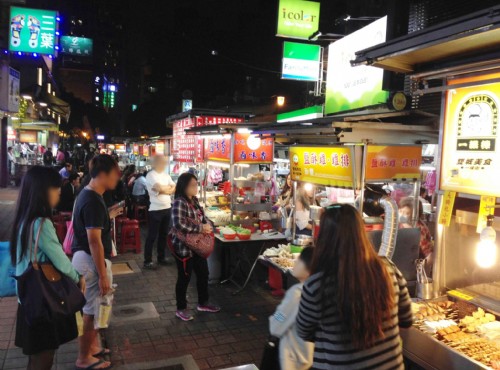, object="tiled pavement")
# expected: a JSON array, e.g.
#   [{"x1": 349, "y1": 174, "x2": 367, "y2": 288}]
[{"x1": 0, "y1": 187, "x2": 281, "y2": 369}]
